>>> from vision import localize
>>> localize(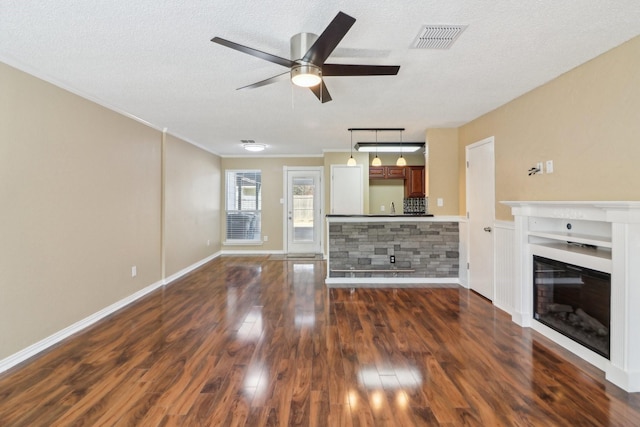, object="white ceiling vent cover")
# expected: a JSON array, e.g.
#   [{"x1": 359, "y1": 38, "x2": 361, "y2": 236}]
[{"x1": 411, "y1": 25, "x2": 467, "y2": 49}]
